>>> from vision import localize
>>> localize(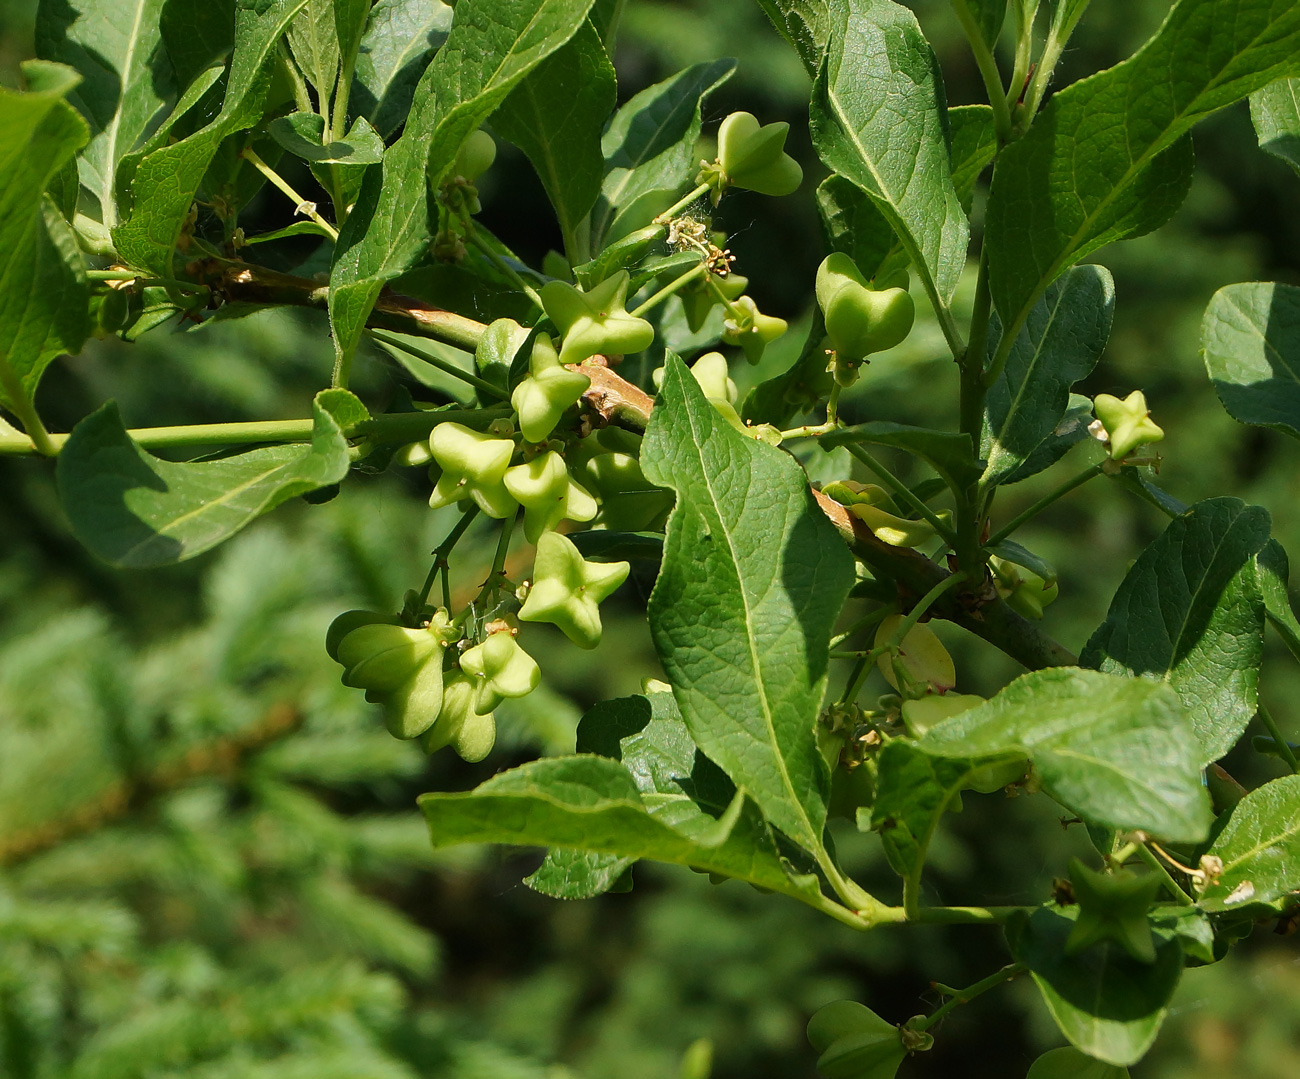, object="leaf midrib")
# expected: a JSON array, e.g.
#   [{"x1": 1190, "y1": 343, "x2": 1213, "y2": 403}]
[{"x1": 99, "y1": 0, "x2": 153, "y2": 228}]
